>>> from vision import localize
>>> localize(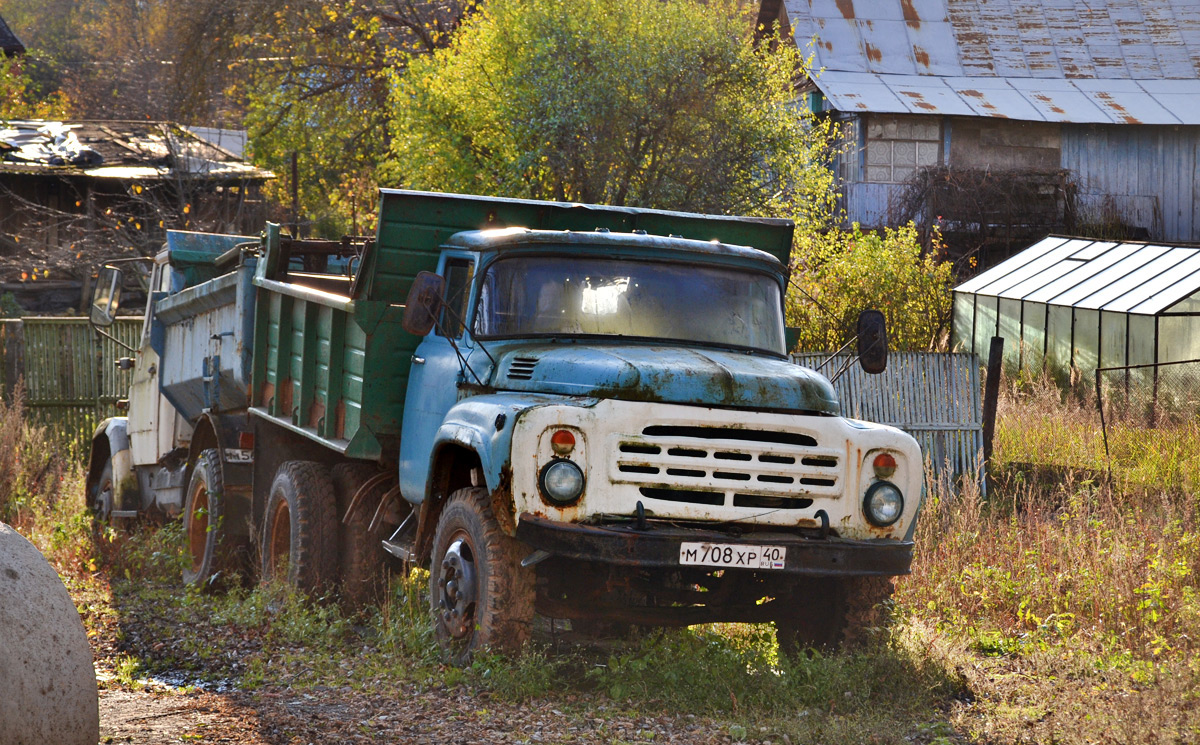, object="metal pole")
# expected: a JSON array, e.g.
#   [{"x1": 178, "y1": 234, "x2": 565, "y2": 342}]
[
  {"x1": 290, "y1": 151, "x2": 300, "y2": 238},
  {"x1": 1096, "y1": 369, "x2": 1112, "y2": 482},
  {"x1": 981, "y1": 336, "x2": 1004, "y2": 468}
]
